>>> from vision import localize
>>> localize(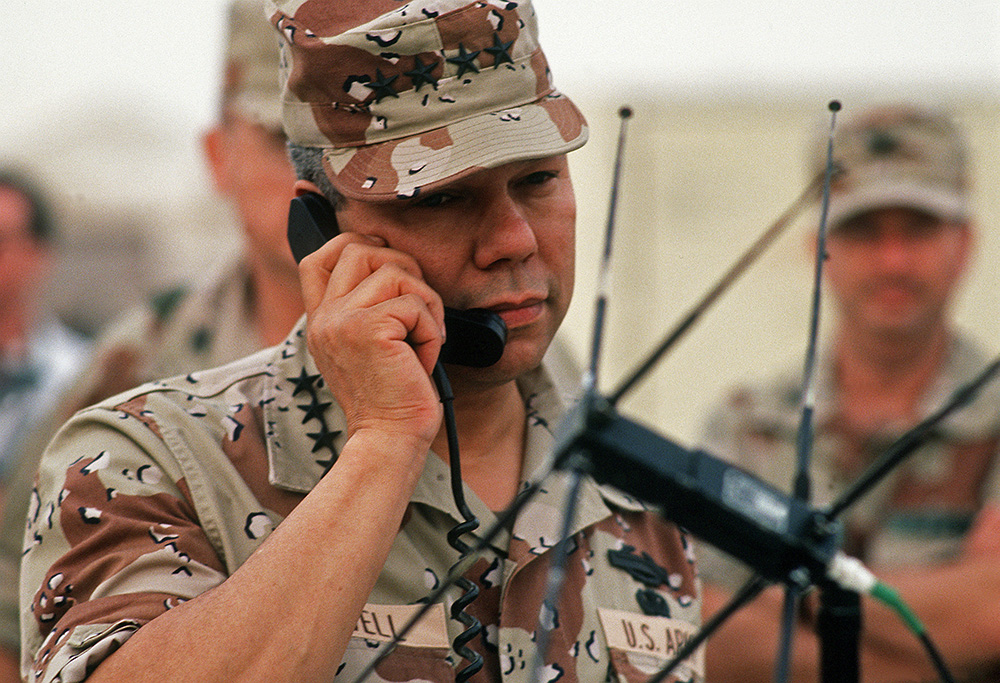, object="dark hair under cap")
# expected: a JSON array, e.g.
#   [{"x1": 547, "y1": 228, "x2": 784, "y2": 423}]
[{"x1": 0, "y1": 168, "x2": 54, "y2": 244}]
